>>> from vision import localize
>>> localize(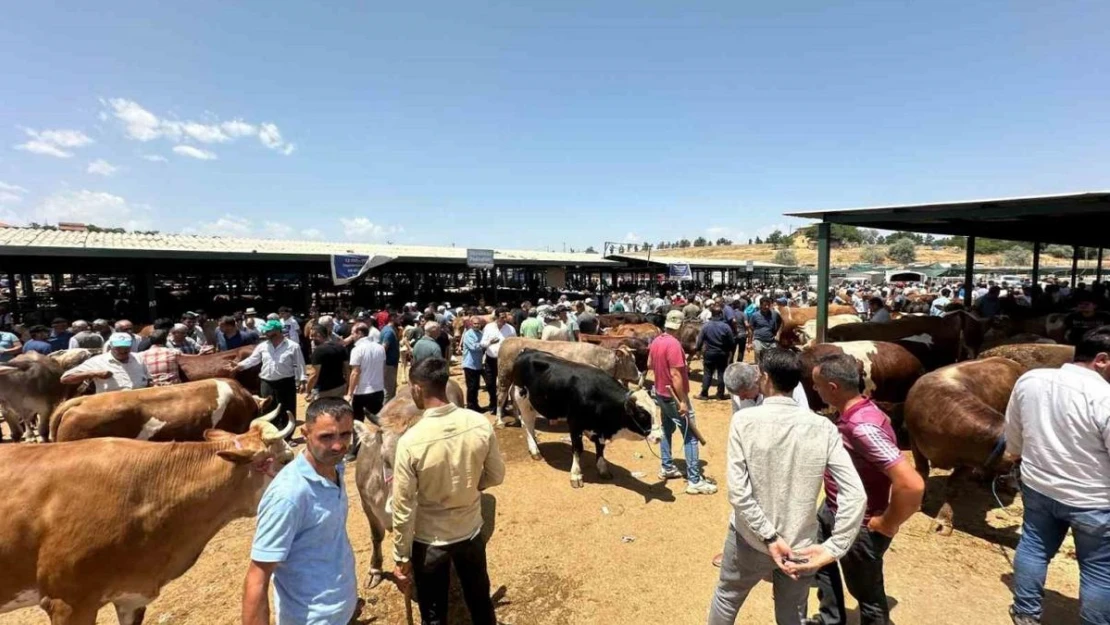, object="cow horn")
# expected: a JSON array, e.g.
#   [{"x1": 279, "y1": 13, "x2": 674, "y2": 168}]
[
  {"x1": 263, "y1": 414, "x2": 295, "y2": 442},
  {"x1": 258, "y1": 405, "x2": 281, "y2": 422}
]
